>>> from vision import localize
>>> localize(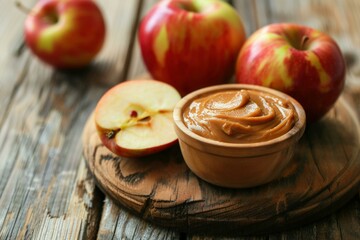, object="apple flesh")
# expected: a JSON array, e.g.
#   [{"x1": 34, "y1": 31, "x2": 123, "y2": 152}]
[
  {"x1": 236, "y1": 23, "x2": 346, "y2": 122},
  {"x1": 138, "y1": 0, "x2": 246, "y2": 96},
  {"x1": 95, "y1": 80, "x2": 181, "y2": 157},
  {"x1": 24, "y1": 0, "x2": 106, "y2": 69}
]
